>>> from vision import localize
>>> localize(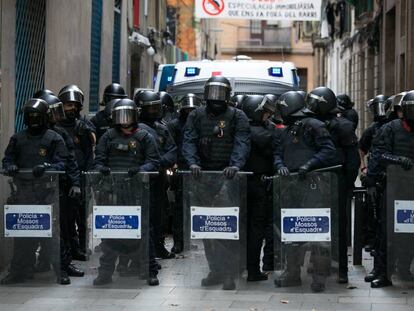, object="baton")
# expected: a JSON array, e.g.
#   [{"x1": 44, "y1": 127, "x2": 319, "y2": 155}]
[
  {"x1": 262, "y1": 165, "x2": 343, "y2": 180},
  {"x1": 177, "y1": 170, "x2": 253, "y2": 175}
]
